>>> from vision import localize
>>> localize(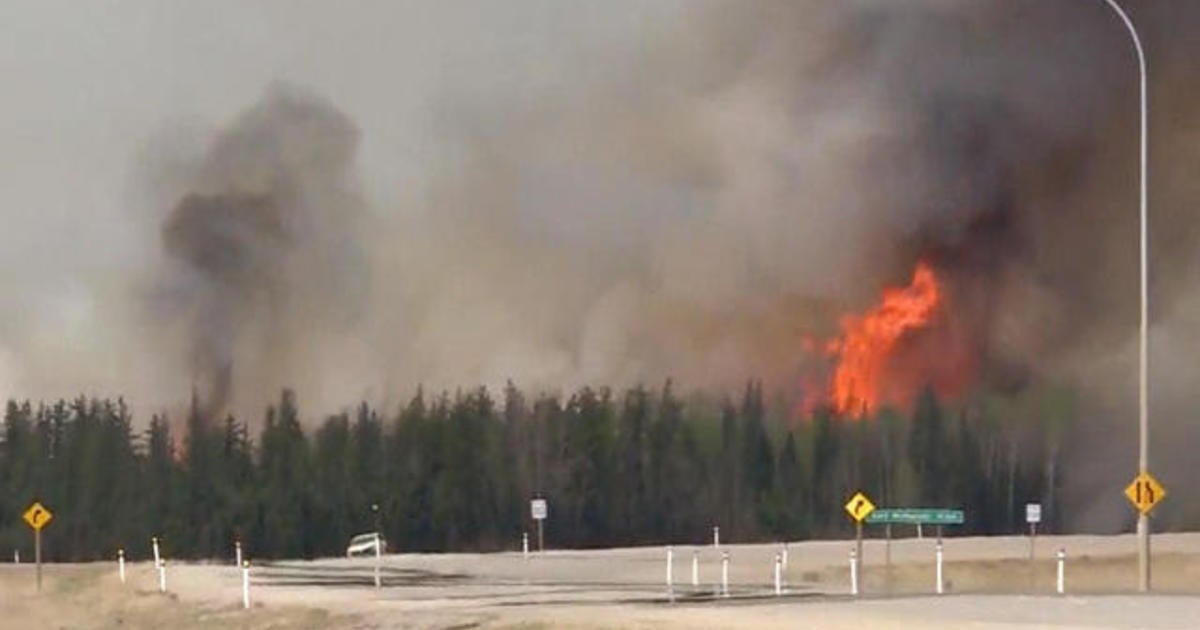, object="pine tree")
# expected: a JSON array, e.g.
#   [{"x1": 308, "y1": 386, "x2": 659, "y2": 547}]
[{"x1": 908, "y1": 386, "x2": 948, "y2": 505}]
